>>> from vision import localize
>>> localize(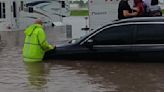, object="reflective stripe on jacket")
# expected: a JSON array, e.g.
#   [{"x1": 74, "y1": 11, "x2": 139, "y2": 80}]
[{"x1": 23, "y1": 24, "x2": 53, "y2": 62}]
